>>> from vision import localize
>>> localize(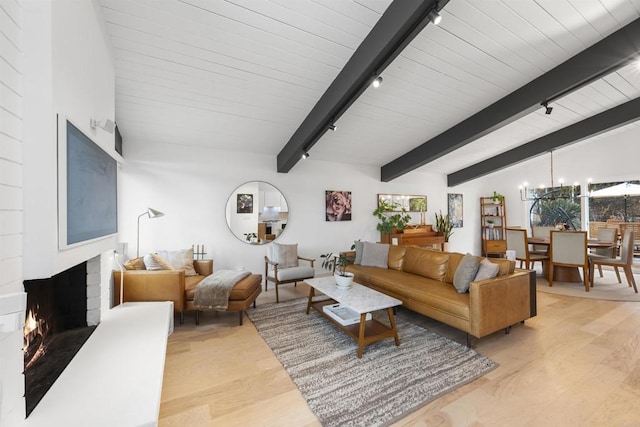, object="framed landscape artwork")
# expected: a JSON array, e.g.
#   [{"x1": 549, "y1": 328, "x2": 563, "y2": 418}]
[
  {"x1": 448, "y1": 193, "x2": 463, "y2": 228},
  {"x1": 237, "y1": 193, "x2": 253, "y2": 213},
  {"x1": 326, "y1": 190, "x2": 352, "y2": 221}
]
